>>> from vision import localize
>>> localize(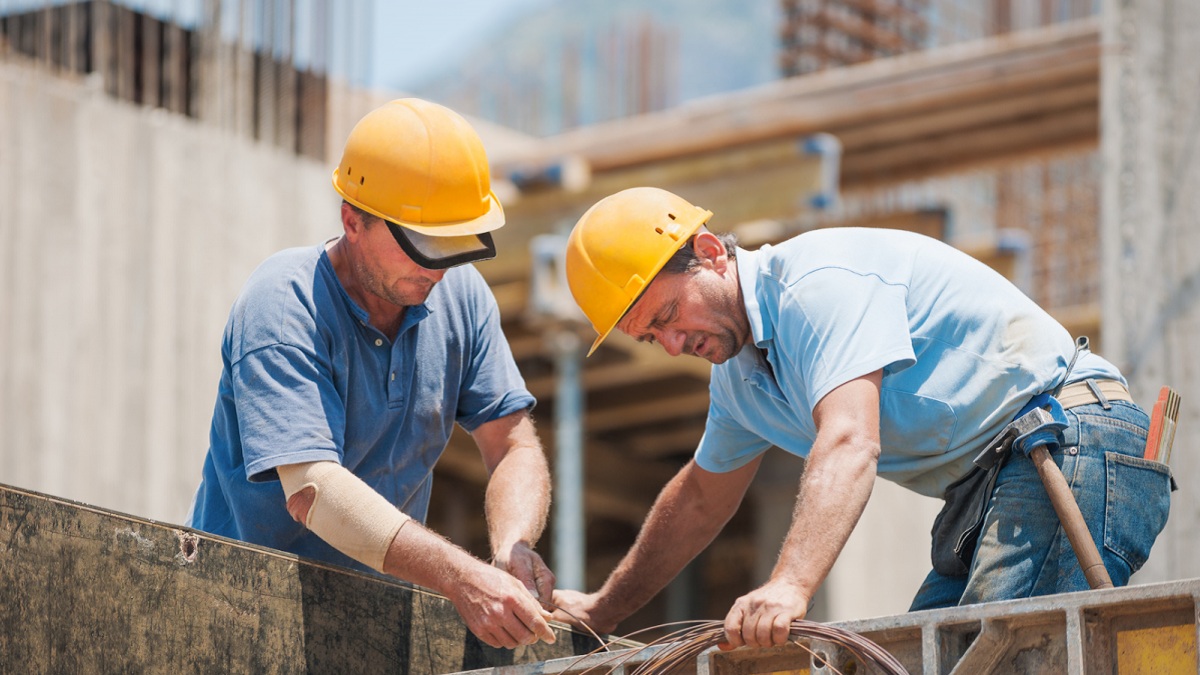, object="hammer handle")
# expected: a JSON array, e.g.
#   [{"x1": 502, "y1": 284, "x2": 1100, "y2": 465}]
[{"x1": 1030, "y1": 446, "x2": 1114, "y2": 590}]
